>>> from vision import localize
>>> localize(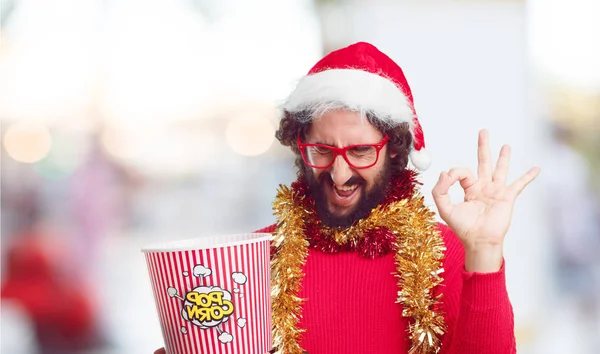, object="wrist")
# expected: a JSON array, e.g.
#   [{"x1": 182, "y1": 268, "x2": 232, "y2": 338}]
[{"x1": 464, "y1": 244, "x2": 503, "y2": 273}]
